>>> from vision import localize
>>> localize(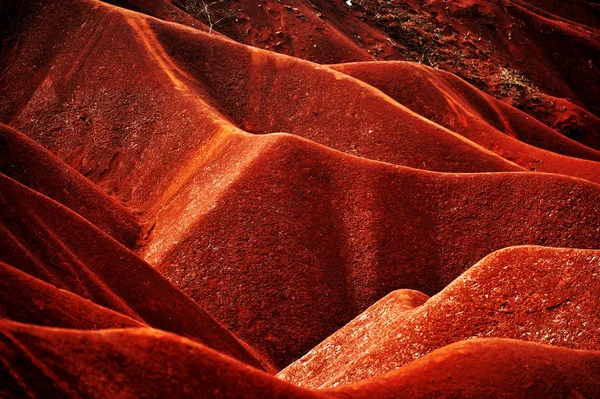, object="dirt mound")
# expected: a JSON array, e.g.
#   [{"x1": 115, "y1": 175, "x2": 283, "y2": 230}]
[
  {"x1": 331, "y1": 61, "x2": 600, "y2": 185},
  {"x1": 0, "y1": 123, "x2": 143, "y2": 248},
  {"x1": 0, "y1": 0, "x2": 599, "y2": 395},
  {"x1": 157, "y1": 134, "x2": 600, "y2": 367},
  {"x1": 0, "y1": 173, "x2": 270, "y2": 370},
  {"x1": 0, "y1": 261, "x2": 144, "y2": 330},
  {"x1": 0, "y1": 0, "x2": 522, "y2": 185},
  {"x1": 278, "y1": 246, "x2": 600, "y2": 387},
  {"x1": 331, "y1": 62, "x2": 600, "y2": 160},
  {"x1": 150, "y1": 18, "x2": 523, "y2": 173},
  {"x1": 1, "y1": 322, "x2": 598, "y2": 398},
  {"x1": 0, "y1": 322, "x2": 320, "y2": 399},
  {"x1": 517, "y1": 0, "x2": 600, "y2": 29},
  {"x1": 338, "y1": 338, "x2": 600, "y2": 399},
  {"x1": 190, "y1": 0, "x2": 600, "y2": 146}
]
